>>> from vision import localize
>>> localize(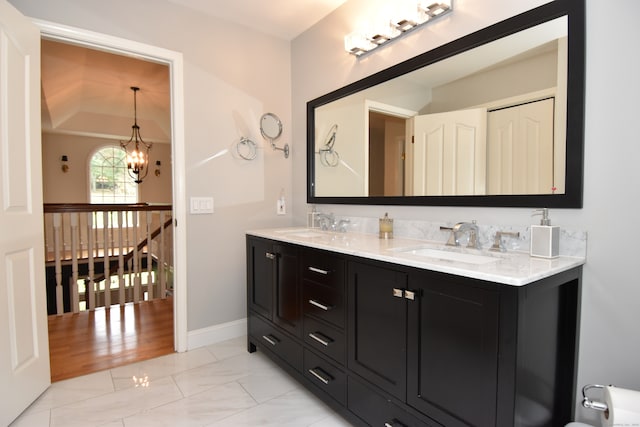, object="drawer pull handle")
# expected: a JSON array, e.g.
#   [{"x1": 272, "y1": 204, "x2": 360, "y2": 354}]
[
  {"x1": 308, "y1": 332, "x2": 332, "y2": 346},
  {"x1": 261, "y1": 335, "x2": 278, "y2": 346},
  {"x1": 308, "y1": 299, "x2": 332, "y2": 311},
  {"x1": 265, "y1": 252, "x2": 276, "y2": 260},
  {"x1": 308, "y1": 368, "x2": 332, "y2": 385},
  {"x1": 404, "y1": 290, "x2": 416, "y2": 301},
  {"x1": 308, "y1": 266, "x2": 330, "y2": 275},
  {"x1": 384, "y1": 420, "x2": 407, "y2": 427},
  {"x1": 392, "y1": 288, "x2": 404, "y2": 298}
]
